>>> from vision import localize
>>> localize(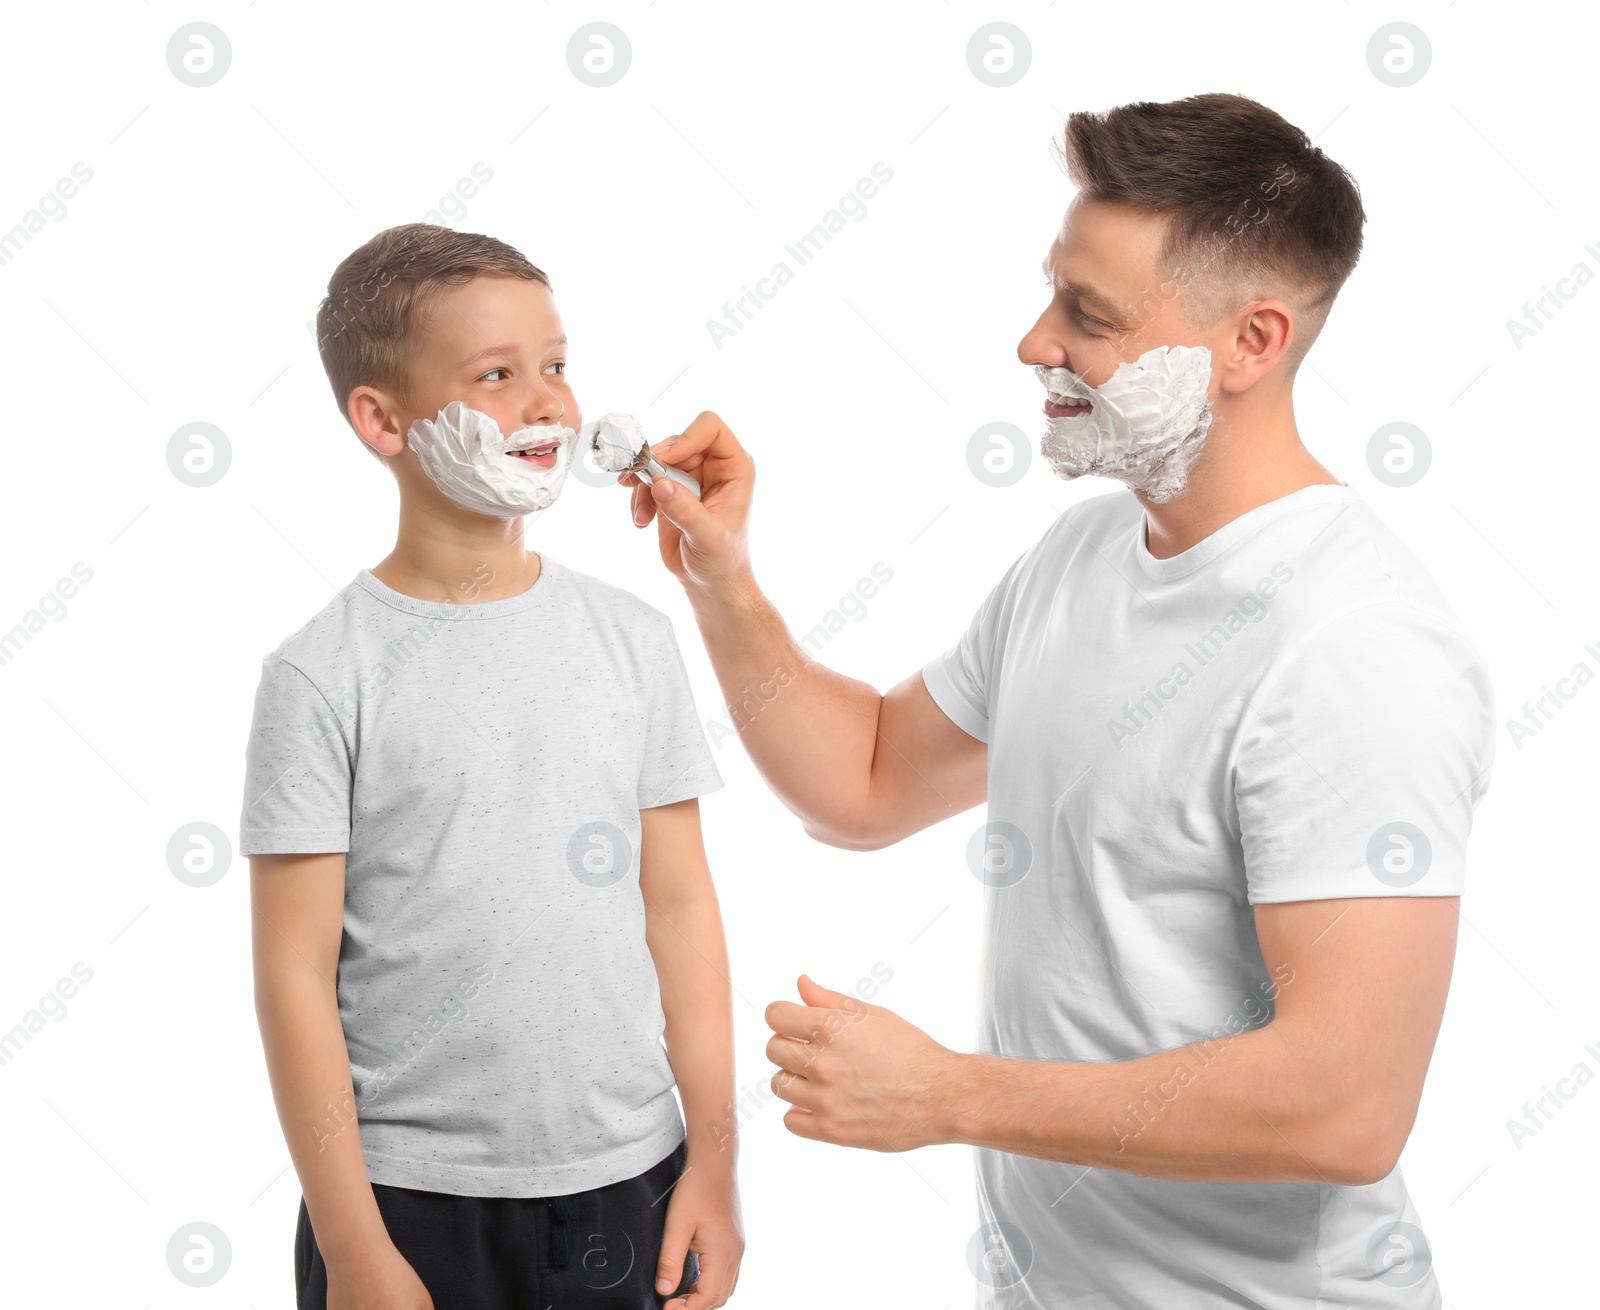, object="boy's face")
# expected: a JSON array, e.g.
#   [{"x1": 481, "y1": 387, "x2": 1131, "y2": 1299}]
[
  {"x1": 1018, "y1": 196, "x2": 1234, "y2": 411},
  {"x1": 403, "y1": 275, "x2": 580, "y2": 470}
]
